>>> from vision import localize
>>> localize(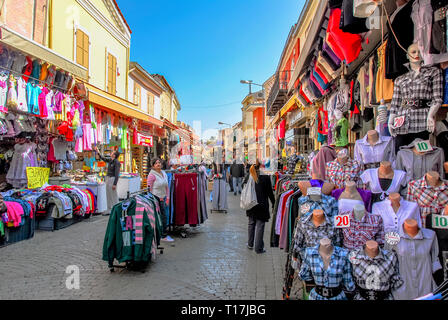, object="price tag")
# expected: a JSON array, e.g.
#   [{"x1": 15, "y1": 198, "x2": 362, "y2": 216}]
[
  {"x1": 334, "y1": 214, "x2": 350, "y2": 228},
  {"x1": 394, "y1": 116, "x2": 405, "y2": 128},
  {"x1": 432, "y1": 215, "x2": 448, "y2": 229},
  {"x1": 307, "y1": 187, "x2": 322, "y2": 196},
  {"x1": 415, "y1": 140, "x2": 433, "y2": 153},
  {"x1": 385, "y1": 232, "x2": 400, "y2": 246}
]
